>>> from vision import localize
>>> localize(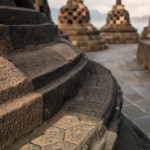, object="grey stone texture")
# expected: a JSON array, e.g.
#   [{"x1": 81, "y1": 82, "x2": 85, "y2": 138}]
[
  {"x1": 8, "y1": 62, "x2": 123, "y2": 150},
  {"x1": 137, "y1": 40, "x2": 150, "y2": 70},
  {"x1": 0, "y1": 1, "x2": 58, "y2": 52},
  {"x1": 100, "y1": 0, "x2": 139, "y2": 43},
  {"x1": 137, "y1": 20, "x2": 150, "y2": 70},
  {"x1": 86, "y1": 44, "x2": 150, "y2": 147},
  {"x1": 0, "y1": 1, "x2": 123, "y2": 149},
  {"x1": 58, "y1": 0, "x2": 108, "y2": 52}
]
